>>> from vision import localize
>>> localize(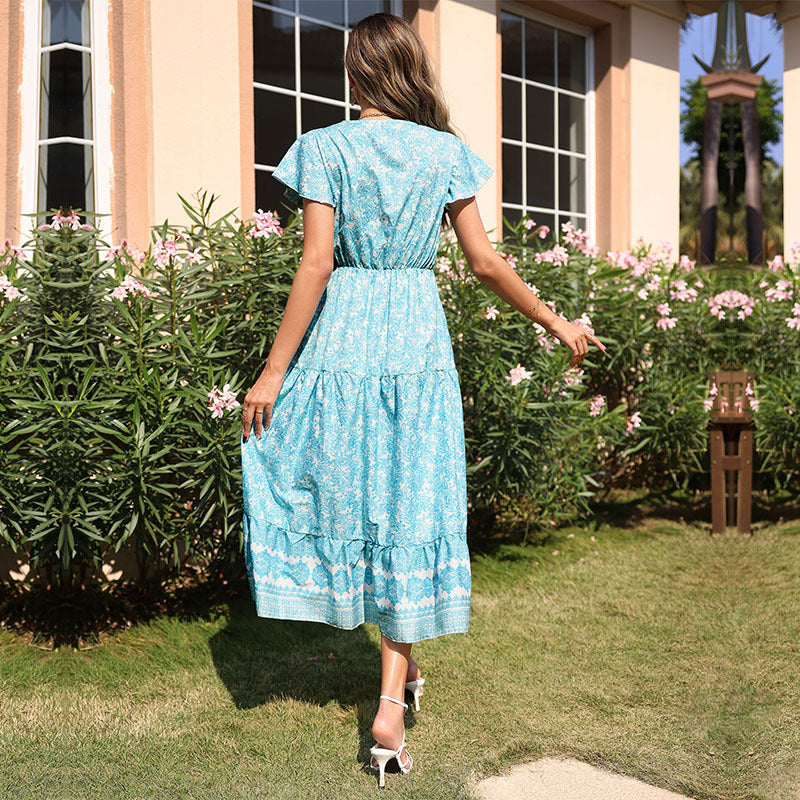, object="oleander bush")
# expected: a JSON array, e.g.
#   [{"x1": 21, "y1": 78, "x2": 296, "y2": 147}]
[{"x1": 1, "y1": 190, "x2": 798, "y2": 601}]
